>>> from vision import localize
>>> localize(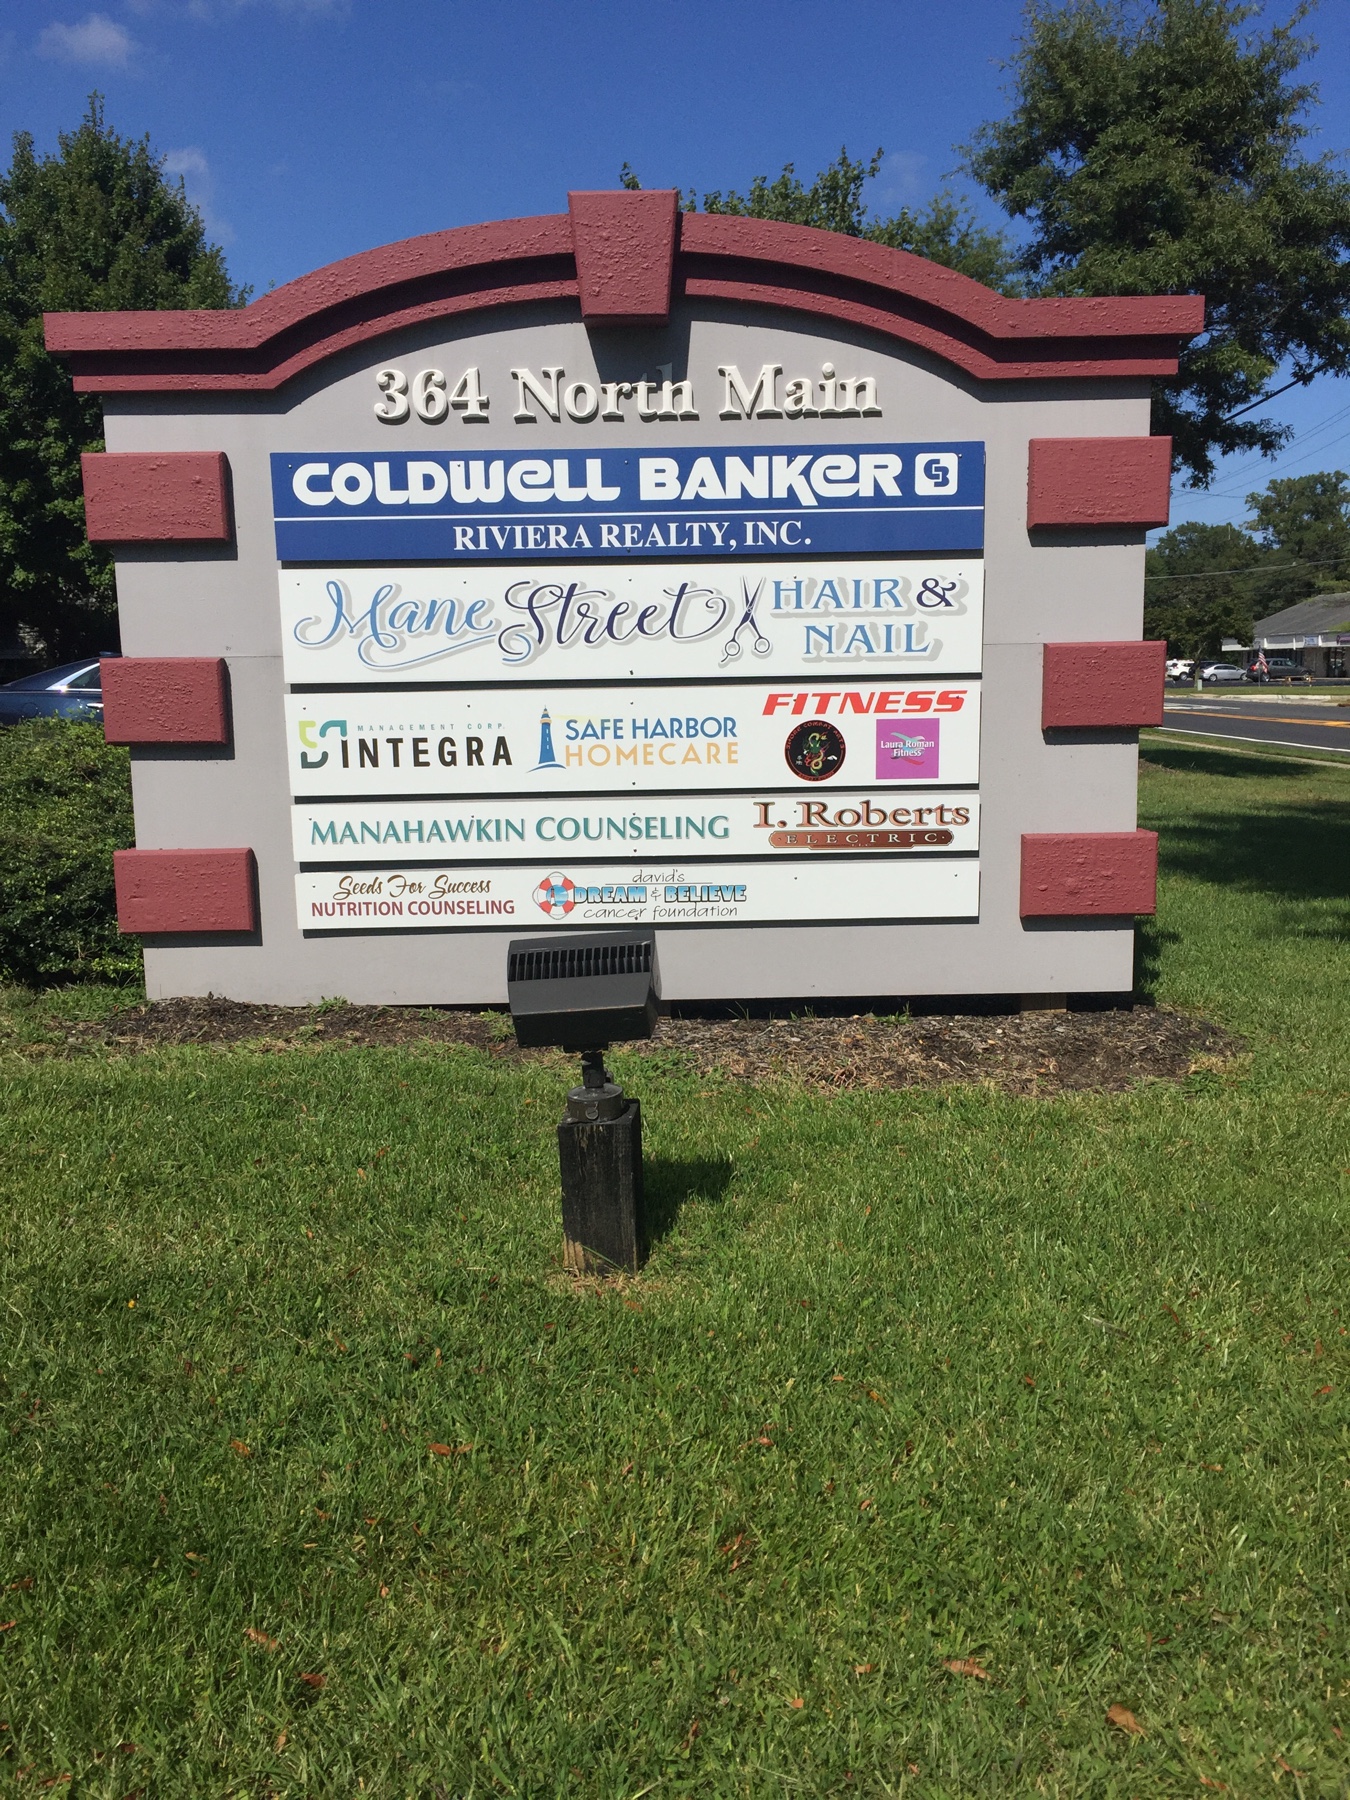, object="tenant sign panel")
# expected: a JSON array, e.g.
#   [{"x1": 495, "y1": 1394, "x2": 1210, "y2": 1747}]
[
  {"x1": 282, "y1": 682, "x2": 982, "y2": 798},
  {"x1": 295, "y1": 859, "x2": 980, "y2": 932},
  {"x1": 270, "y1": 439, "x2": 984, "y2": 560},
  {"x1": 278, "y1": 557, "x2": 984, "y2": 681}
]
